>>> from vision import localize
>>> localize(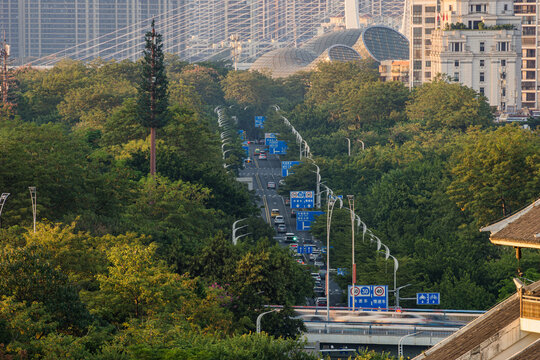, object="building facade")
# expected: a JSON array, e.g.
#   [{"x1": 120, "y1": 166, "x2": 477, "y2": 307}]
[
  {"x1": 514, "y1": 0, "x2": 539, "y2": 109},
  {"x1": 0, "y1": 0, "x2": 183, "y2": 65},
  {"x1": 410, "y1": 0, "x2": 522, "y2": 111}
]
